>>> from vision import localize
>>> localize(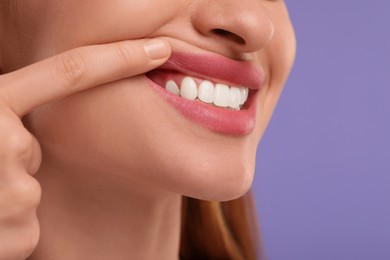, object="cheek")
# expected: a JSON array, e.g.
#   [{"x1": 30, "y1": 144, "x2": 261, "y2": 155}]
[
  {"x1": 17, "y1": 0, "x2": 189, "y2": 61},
  {"x1": 254, "y1": 4, "x2": 296, "y2": 138},
  {"x1": 268, "y1": 2, "x2": 297, "y2": 74}
]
